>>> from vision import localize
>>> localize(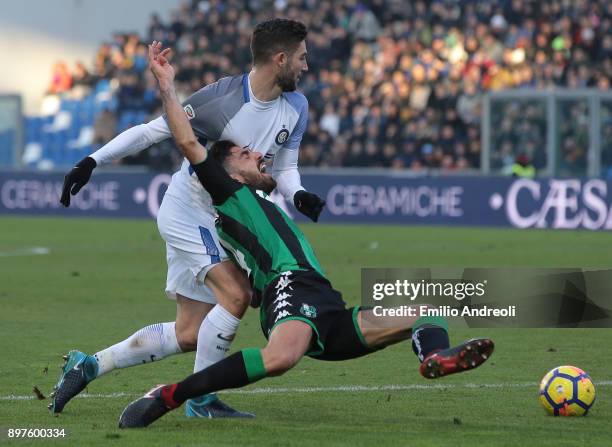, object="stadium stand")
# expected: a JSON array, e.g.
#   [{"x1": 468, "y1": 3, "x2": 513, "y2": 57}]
[{"x1": 24, "y1": 0, "x2": 612, "y2": 171}]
